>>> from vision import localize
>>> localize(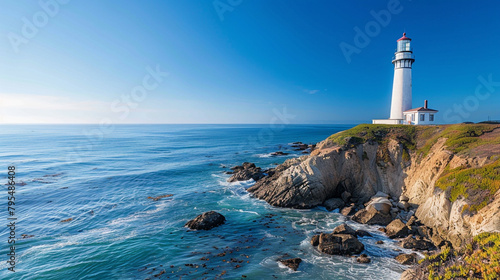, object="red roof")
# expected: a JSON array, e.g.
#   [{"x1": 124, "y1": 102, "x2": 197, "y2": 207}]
[
  {"x1": 404, "y1": 107, "x2": 438, "y2": 113},
  {"x1": 397, "y1": 32, "x2": 411, "y2": 41}
]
